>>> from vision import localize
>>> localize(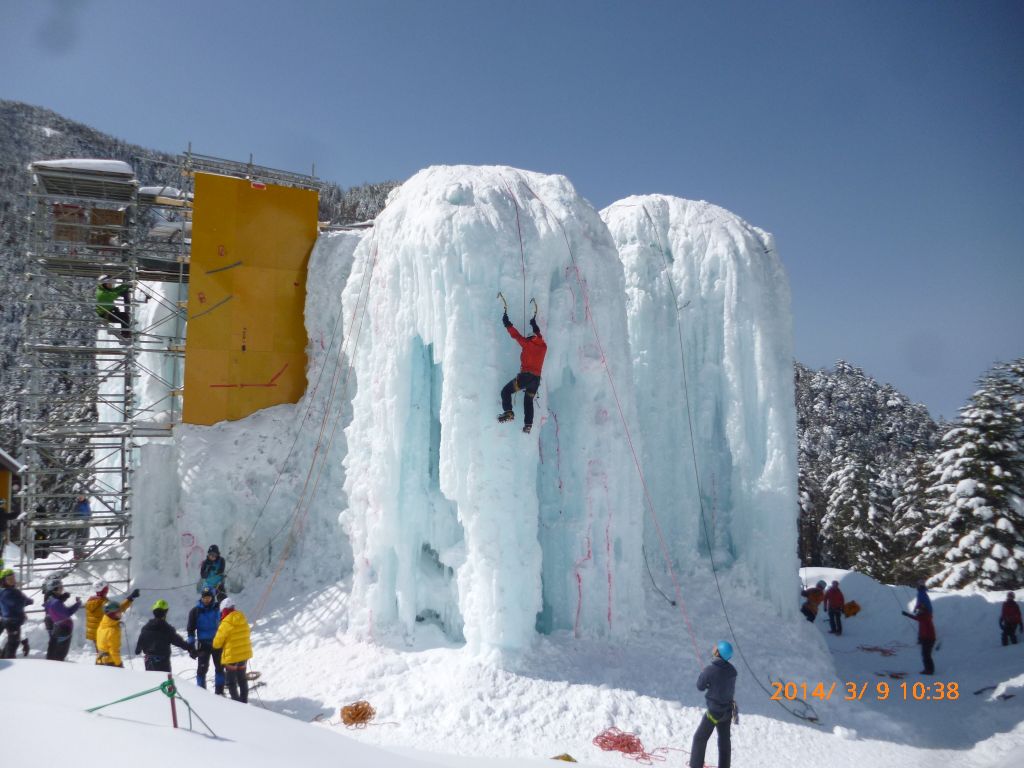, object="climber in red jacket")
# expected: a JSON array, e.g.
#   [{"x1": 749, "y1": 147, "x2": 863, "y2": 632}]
[{"x1": 498, "y1": 309, "x2": 547, "y2": 434}]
